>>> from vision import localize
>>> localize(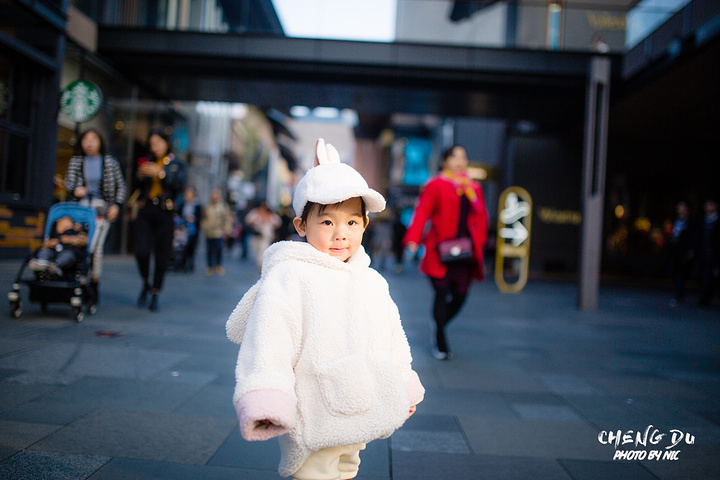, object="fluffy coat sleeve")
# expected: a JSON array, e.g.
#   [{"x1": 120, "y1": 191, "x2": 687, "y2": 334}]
[{"x1": 232, "y1": 273, "x2": 302, "y2": 441}]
